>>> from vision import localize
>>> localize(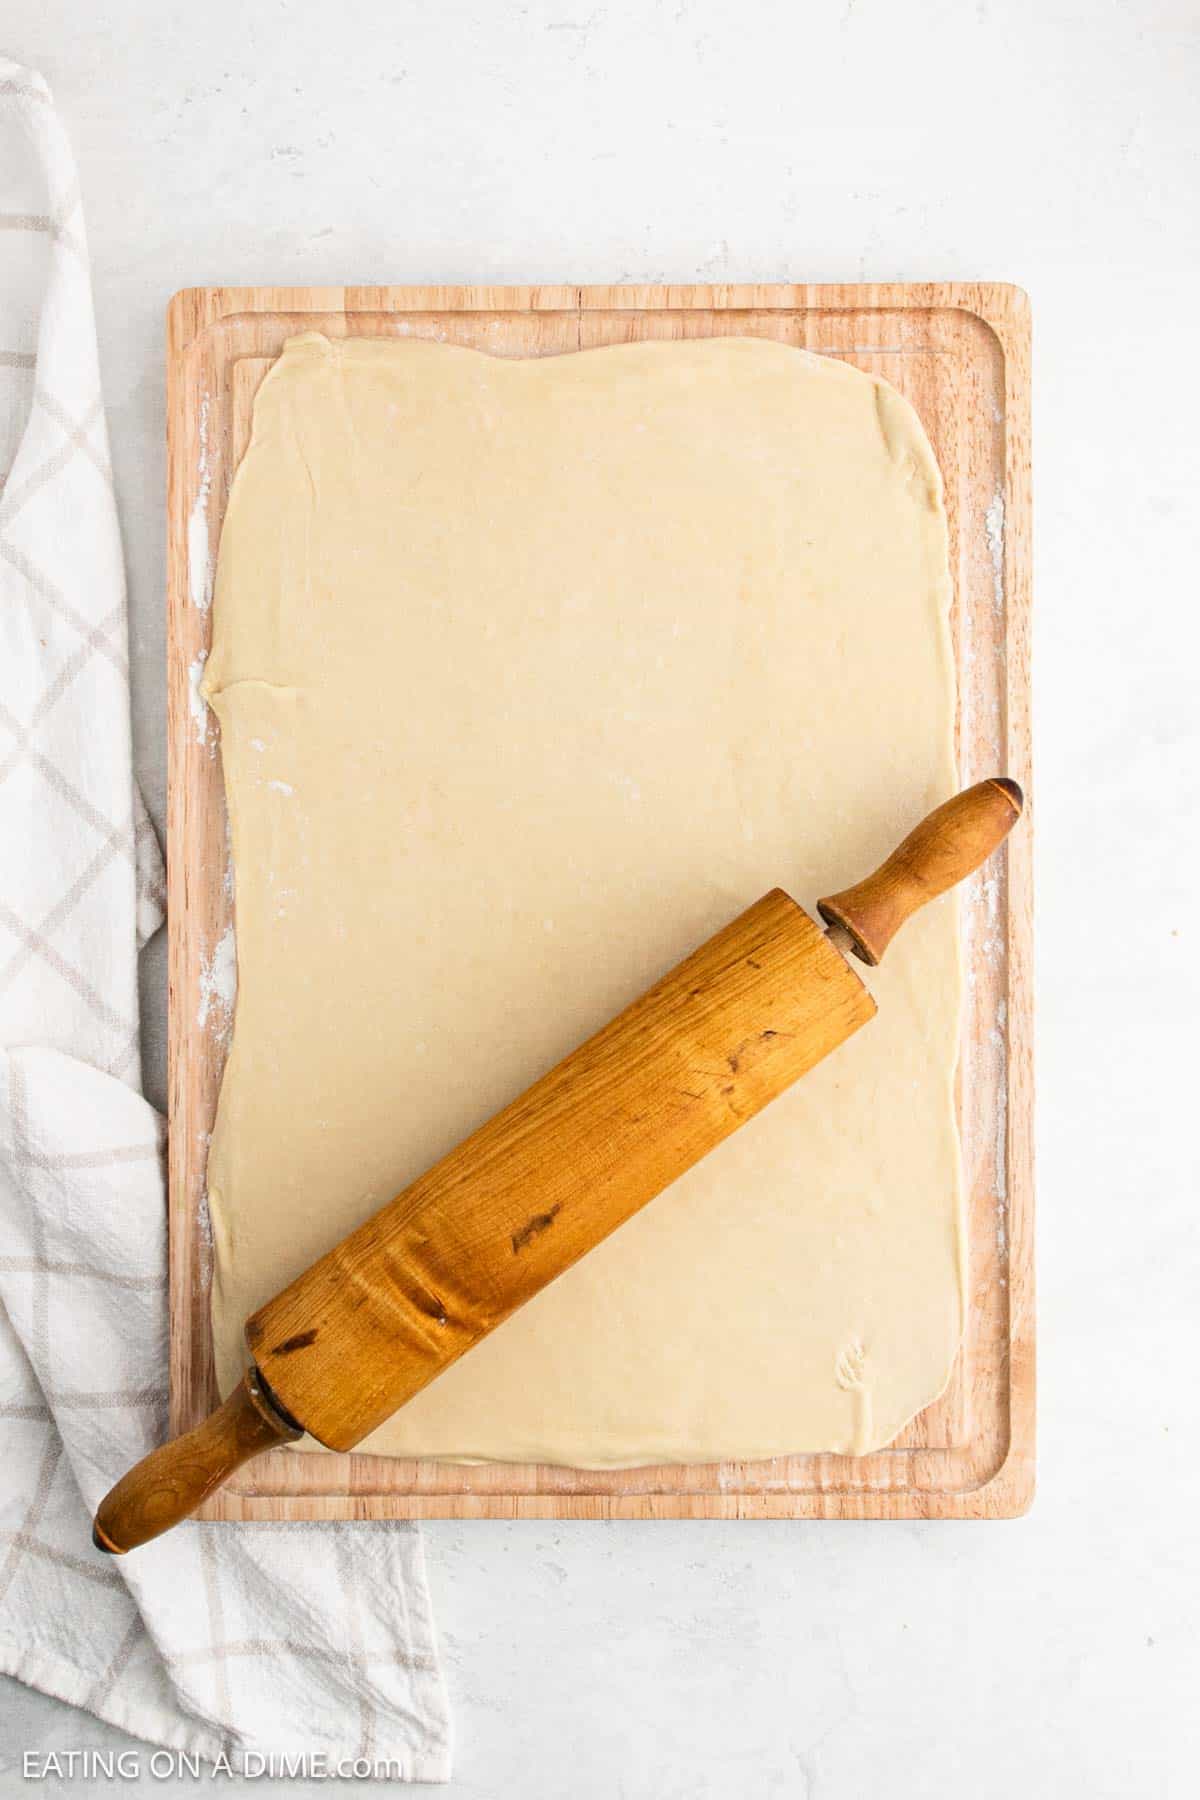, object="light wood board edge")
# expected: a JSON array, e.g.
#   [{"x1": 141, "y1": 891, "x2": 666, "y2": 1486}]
[{"x1": 165, "y1": 282, "x2": 1033, "y2": 1522}]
